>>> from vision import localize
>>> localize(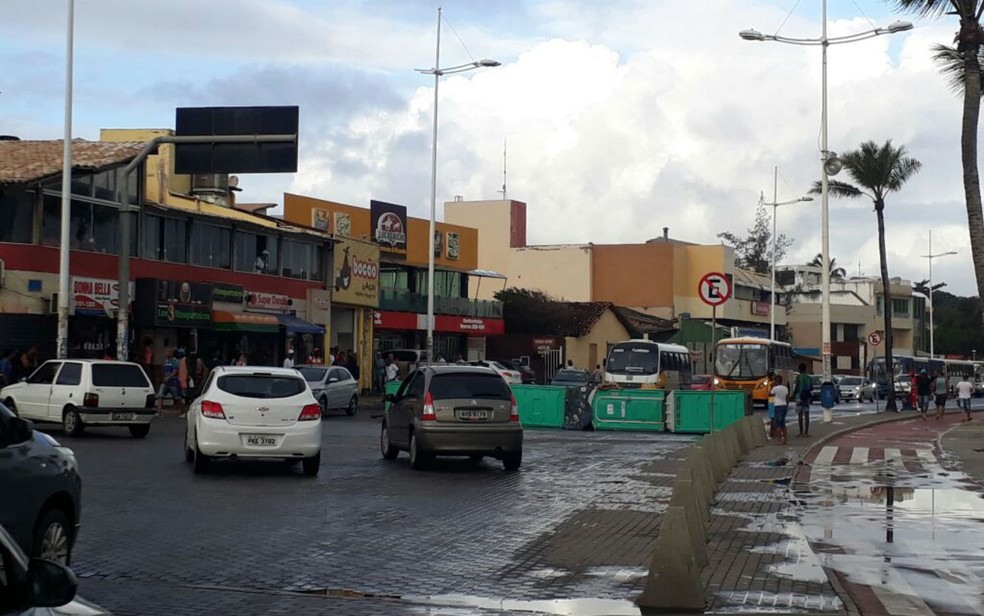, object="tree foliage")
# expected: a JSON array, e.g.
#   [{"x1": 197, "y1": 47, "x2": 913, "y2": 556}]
[
  {"x1": 931, "y1": 290, "x2": 984, "y2": 355},
  {"x1": 717, "y1": 202, "x2": 793, "y2": 275},
  {"x1": 493, "y1": 287, "x2": 570, "y2": 335},
  {"x1": 807, "y1": 253, "x2": 848, "y2": 279}
]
